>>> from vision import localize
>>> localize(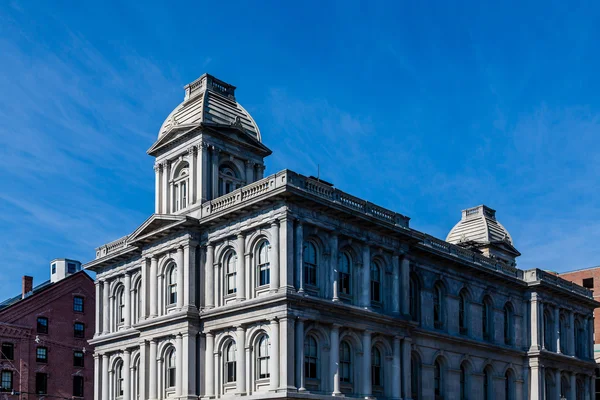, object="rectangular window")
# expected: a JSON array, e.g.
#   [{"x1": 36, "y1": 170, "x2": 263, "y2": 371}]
[
  {"x1": 36, "y1": 373, "x2": 48, "y2": 394},
  {"x1": 258, "y1": 264, "x2": 270, "y2": 286},
  {"x1": 1, "y1": 343, "x2": 14, "y2": 360},
  {"x1": 74, "y1": 323, "x2": 85, "y2": 338},
  {"x1": 36, "y1": 347, "x2": 47, "y2": 363},
  {"x1": 583, "y1": 278, "x2": 594, "y2": 289},
  {"x1": 73, "y1": 296, "x2": 84, "y2": 313},
  {"x1": 73, "y1": 351, "x2": 84, "y2": 367},
  {"x1": 37, "y1": 317, "x2": 48, "y2": 334},
  {"x1": 73, "y1": 376, "x2": 84, "y2": 397},
  {"x1": 67, "y1": 263, "x2": 77, "y2": 274},
  {"x1": 51, "y1": 263, "x2": 56, "y2": 274},
  {"x1": 0, "y1": 370, "x2": 12, "y2": 391}
]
